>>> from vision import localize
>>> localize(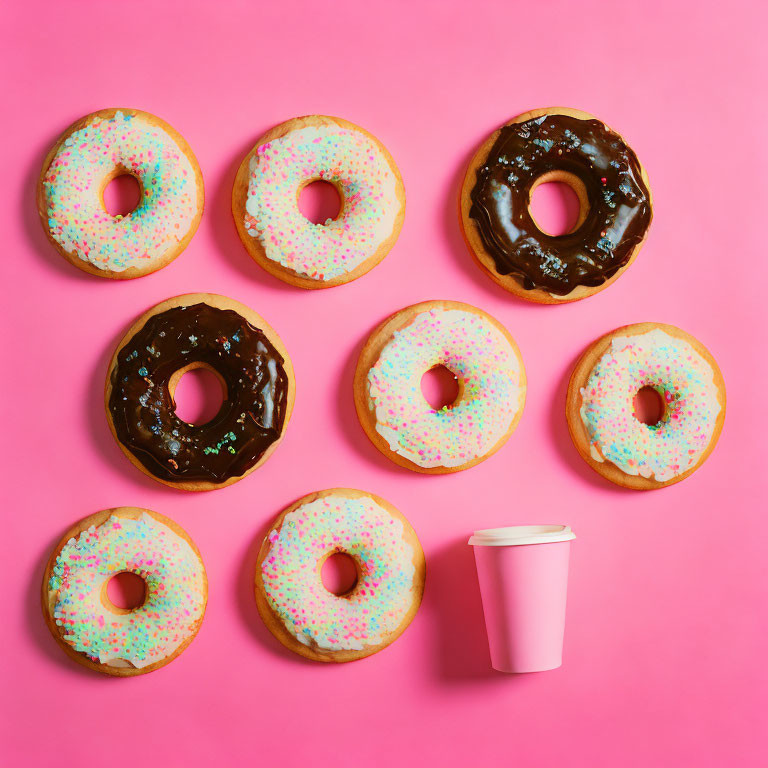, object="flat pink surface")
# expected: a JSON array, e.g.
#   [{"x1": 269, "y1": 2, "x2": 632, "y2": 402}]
[{"x1": 2, "y1": 1, "x2": 767, "y2": 766}]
